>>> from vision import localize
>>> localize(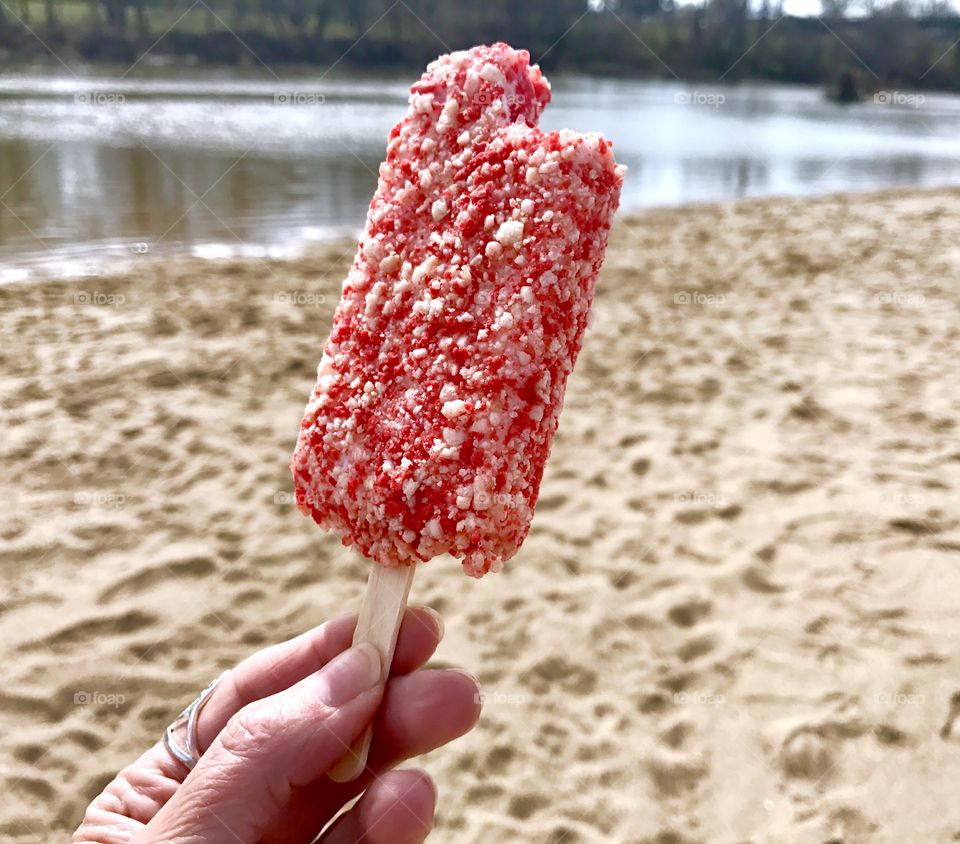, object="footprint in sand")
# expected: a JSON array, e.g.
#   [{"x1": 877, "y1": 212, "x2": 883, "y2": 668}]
[
  {"x1": 98, "y1": 555, "x2": 216, "y2": 603},
  {"x1": 535, "y1": 493, "x2": 568, "y2": 513},
  {"x1": 8, "y1": 777, "x2": 55, "y2": 801},
  {"x1": 627, "y1": 496, "x2": 650, "y2": 512},
  {"x1": 13, "y1": 743, "x2": 46, "y2": 764},
  {"x1": 742, "y1": 563, "x2": 787, "y2": 594},
  {"x1": 667, "y1": 595, "x2": 712, "y2": 628},
  {"x1": 65, "y1": 729, "x2": 106, "y2": 751},
  {"x1": 659, "y1": 716, "x2": 695, "y2": 749},
  {"x1": 588, "y1": 471, "x2": 608, "y2": 488},
  {"x1": 507, "y1": 792, "x2": 550, "y2": 820},
  {"x1": 825, "y1": 805, "x2": 879, "y2": 840},
  {"x1": 675, "y1": 632, "x2": 717, "y2": 663},
  {"x1": 0, "y1": 691, "x2": 59, "y2": 723},
  {"x1": 780, "y1": 729, "x2": 835, "y2": 781},
  {"x1": 608, "y1": 566, "x2": 638, "y2": 590},
  {"x1": 638, "y1": 690, "x2": 671, "y2": 715},
  {"x1": 527, "y1": 655, "x2": 598, "y2": 695},
  {"x1": 484, "y1": 744, "x2": 515, "y2": 775},
  {"x1": 873, "y1": 723, "x2": 908, "y2": 746},
  {"x1": 24, "y1": 610, "x2": 158, "y2": 654},
  {"x1": 940, "y1": 691, "x2": 960, "y2": 739},
  {"x1": 674, "y1": 508, "x2": 710, "y2": 526},
  {"x1": 646, "y1": 747, "x2": 708, "y2": 796},
  {"x1": 466, "y1": 782, "x2": 504, "y2": 802}
]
